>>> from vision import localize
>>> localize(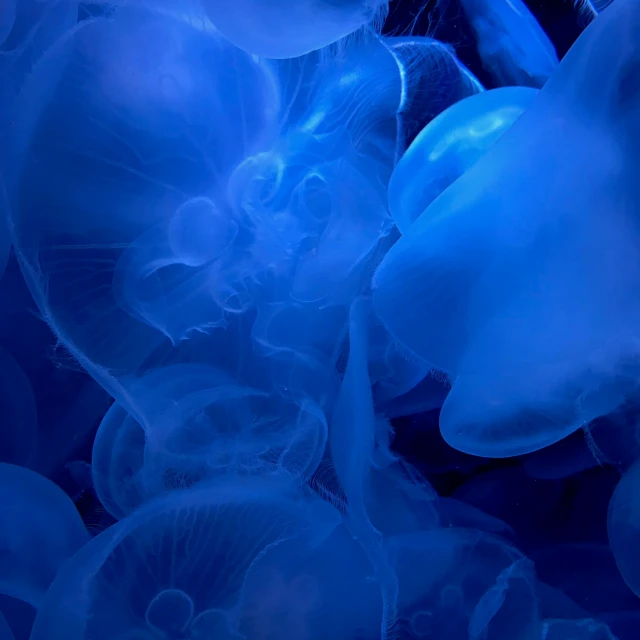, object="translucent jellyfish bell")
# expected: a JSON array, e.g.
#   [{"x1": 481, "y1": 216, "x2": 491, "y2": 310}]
[
  {"x1": 374, "y1": 0, "x2": 640, "y2": 457},
  {"x1": 389, "y1": 86, "x2": 538, "y2": 234},
  {"x1": 201, "y1": 0, "x2": 390, "y2": 59},
  {"x1": 0, "y1": 464, "x2": 88, "y2": 607},
  {"x1": 4, "y1": 2, "x2": 280, "y2": 411},
  {"x1": 29, "y1": 478, "x2": 381, "y2": 640},
  {"x1": 459, "y1": 0, "x2": 558, "y2": 88}
]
